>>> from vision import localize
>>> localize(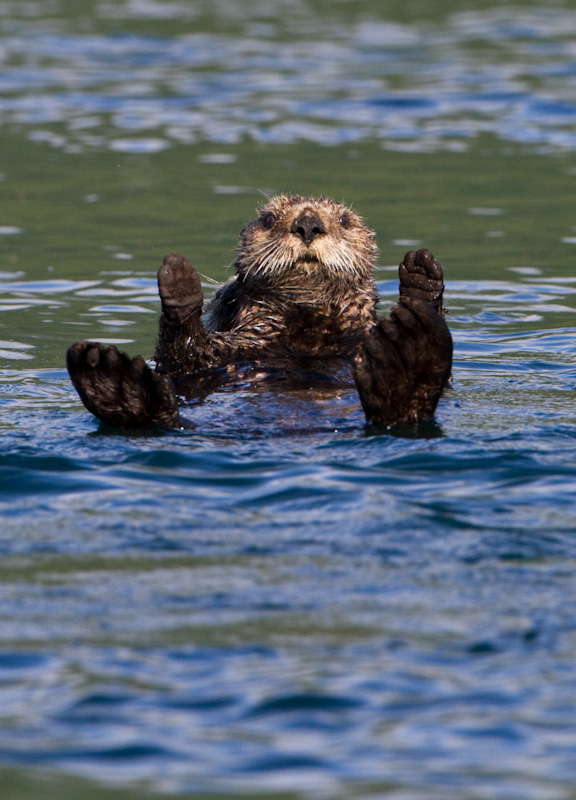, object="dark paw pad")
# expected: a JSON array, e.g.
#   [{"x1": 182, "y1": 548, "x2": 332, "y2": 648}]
[
  {"x1": 158, "y1": 253, "x2": 203, "y2": 327},
  {"x1": 67, "y1": 341, "x2": 180, "y2": 429},
  {"x1": 399, "y1": 249, "x2": 445, "y2": 314},
  {"x1": 353, "y1": 298, "x2": 453, "y2": 427}
]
